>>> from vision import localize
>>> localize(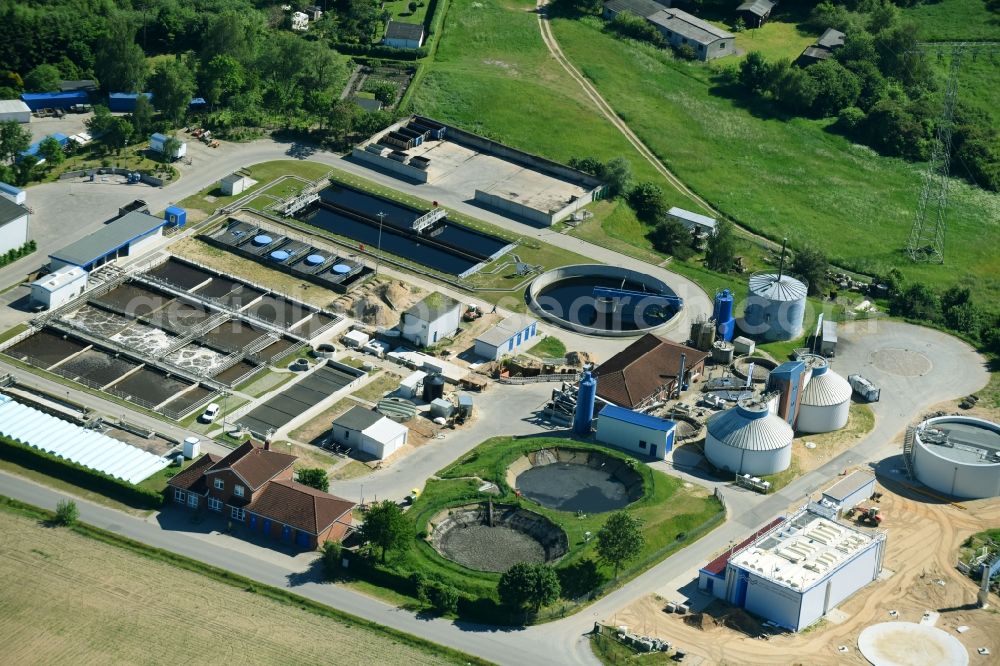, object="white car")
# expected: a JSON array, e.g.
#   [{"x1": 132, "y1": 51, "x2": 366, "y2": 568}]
[{"x1": 200, "y1": 403, "x2": 221, "y2": 423}]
